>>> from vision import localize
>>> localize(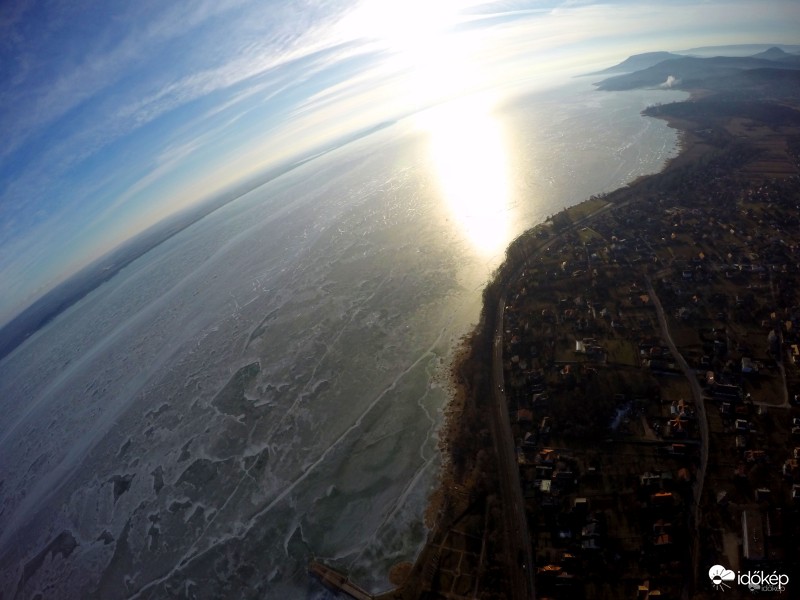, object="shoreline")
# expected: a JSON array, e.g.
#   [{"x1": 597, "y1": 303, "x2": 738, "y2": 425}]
[
  {"x1": 411, "y1": 87, "x2": 708, "y2": 594},
  {"x1": 316, "y1": 77, "x2": 800, "y2": 597},
  {"x1": 434, "y1": 85, "x2": 702, "y2": 504},
  {"x1": 416, "y1": 80, "x2": 800, "y2": 597}
]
